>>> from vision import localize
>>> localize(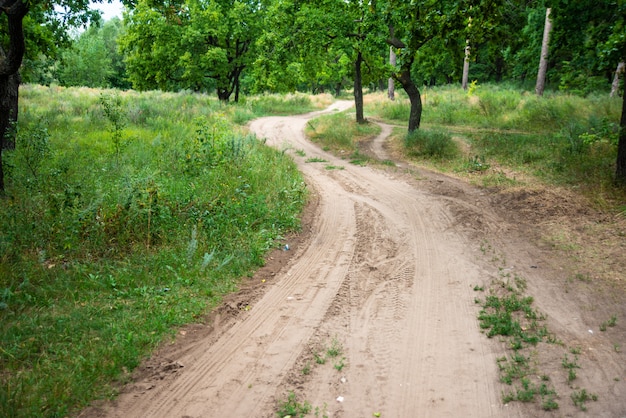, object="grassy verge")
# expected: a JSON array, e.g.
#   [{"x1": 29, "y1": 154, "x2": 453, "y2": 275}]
[
  {"x1": 365, "y1": 84, "x2": 626, "y2": 206},
  {"x1": 0, "y1": 85, "x2": 317, "y2": 417},
  {"x1": 304, "y1": 111, "x2": 381, "y2": 165}
]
